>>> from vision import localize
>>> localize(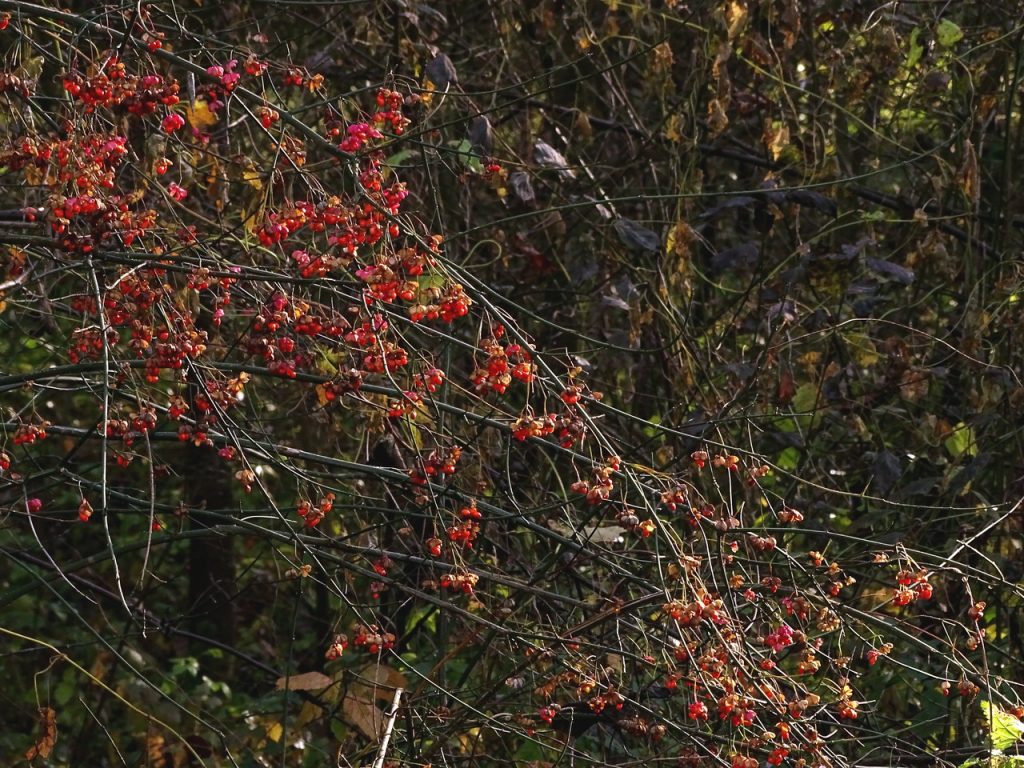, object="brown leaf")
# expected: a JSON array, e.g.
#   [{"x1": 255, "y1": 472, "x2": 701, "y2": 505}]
[
  {"x1": 725, "y1": 0, "x2": 748, "y2": 41},
  {"x1": 342, "y1": 690, "x2": 384, "y2": 740},
  {"x1": 707, "y1": 98, "x2": 729, "y2": 137},
  {"x1": 959, "y1": 139, "x2": 980, "y2": 209},
  {"x1": 275, "y1": 670, "x2": 334, "y2": 691},
  {"x1": 574, "y1": 110, "x2": 593, "y2": 139},
  {"x1": 780, "y1": 0, "x2": 801, "y2": 49},
  {"x1": 776, "y1": 370, "x2": 796, "y2": 406},
  {"x1": 361, "y1": 663, "x2": 407, "y2": 699},
  {"x1": 25, "y1": 707, "x2": 57, "y2": 761},
  {"x1": 711, "y1": 41, "x2": 732, "y2": 97},
  {"x1": 342, "y1": 664, "x2": 407, "y2": 740},
  {"x1": 898, "y1": 367, "x2": 930, "y2": 402}
]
